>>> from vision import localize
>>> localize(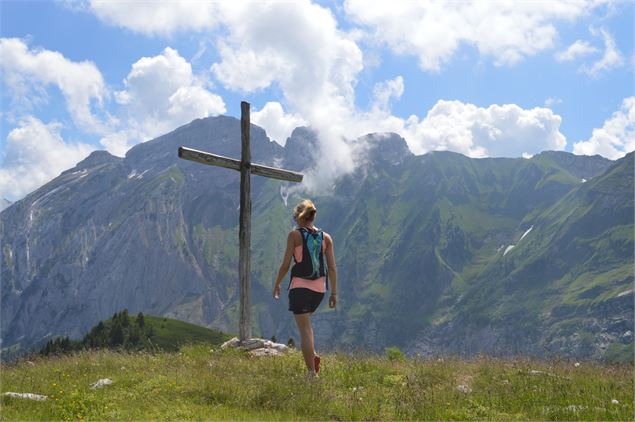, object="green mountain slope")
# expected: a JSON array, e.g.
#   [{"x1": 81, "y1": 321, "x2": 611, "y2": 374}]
[
  {"x1": 2, "y1": 117, "x2": 629, "y2": 362},
  {"x1": 424, "y1": 152, "x2": 634, "y2": 360},
  {"x1": 37, "y1": 310, "x2": 231, "y2": 359}
]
